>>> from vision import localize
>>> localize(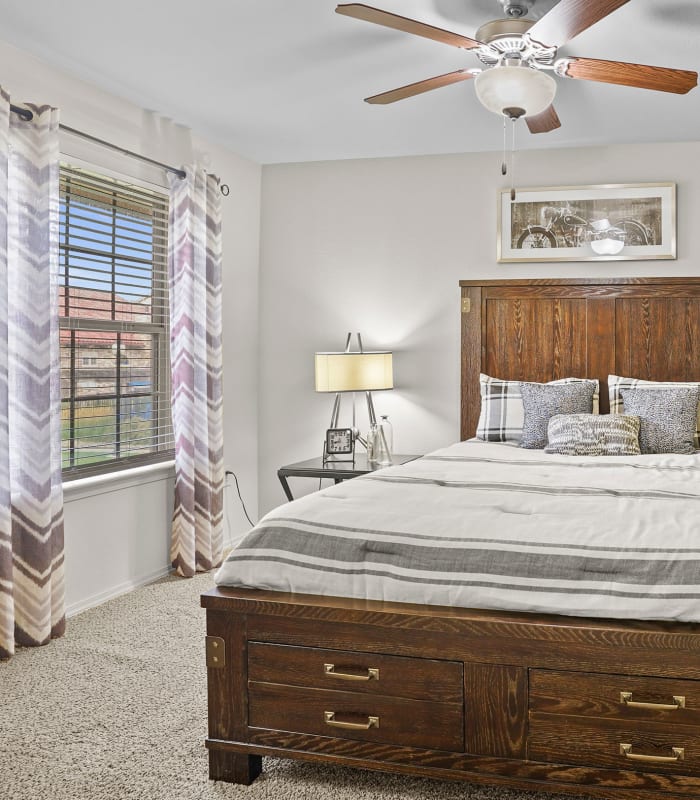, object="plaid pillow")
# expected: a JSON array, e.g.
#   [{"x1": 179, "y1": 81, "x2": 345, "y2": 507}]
[
  {"x1": 609, "y1": 374, "x2": 700, "y2": 449},
  {"x1": 475, "y1": 374, "x2": 600, "y2": 443}
]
